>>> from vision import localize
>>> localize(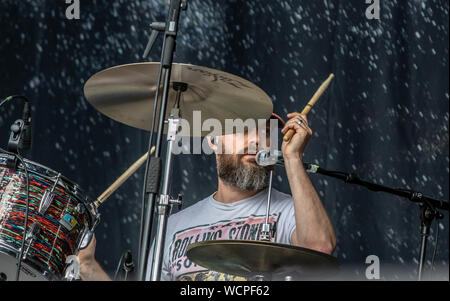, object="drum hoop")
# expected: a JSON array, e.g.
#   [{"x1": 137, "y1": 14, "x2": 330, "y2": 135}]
[
  {"x1": 0, "y1": 153, "x2": 89, "y2": 200},
  {"x1": 0, "y1": 153, "x2": 99, "y2": 228},
  {"x1": 0, "y1": 242, "x2": 60, "y2": 281}
]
